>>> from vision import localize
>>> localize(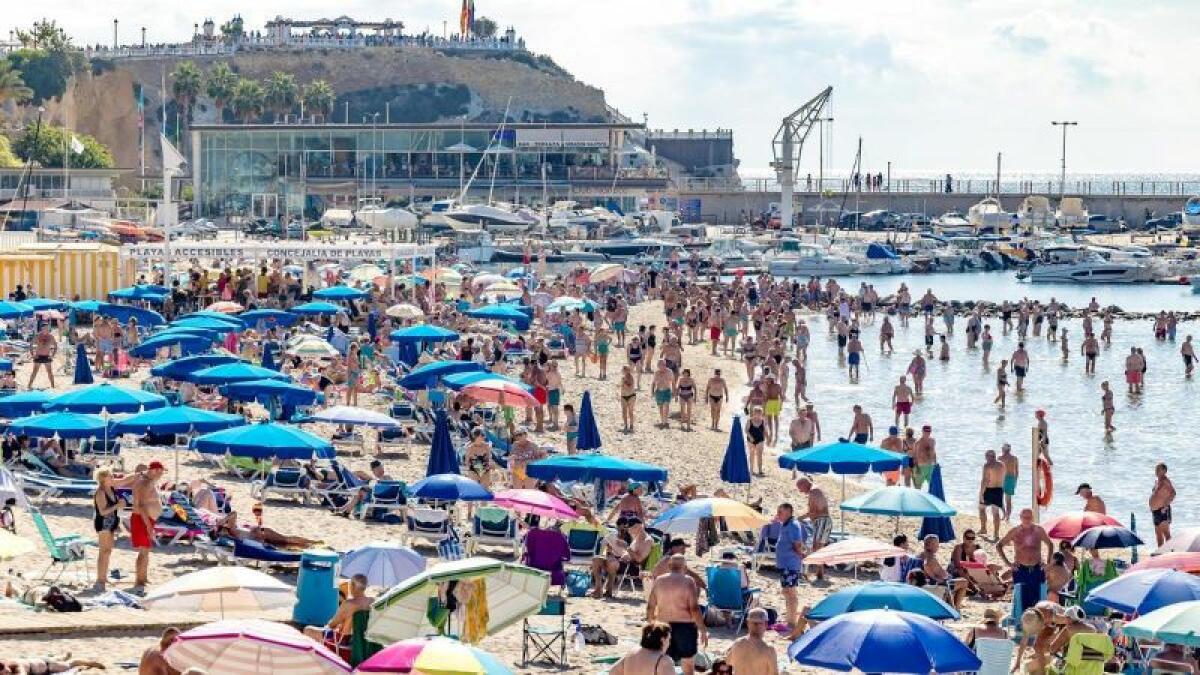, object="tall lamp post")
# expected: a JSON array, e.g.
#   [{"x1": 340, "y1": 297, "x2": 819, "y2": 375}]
[{"x1": 1051, "y1": 121, "x2": 1077, "y2": 200}]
